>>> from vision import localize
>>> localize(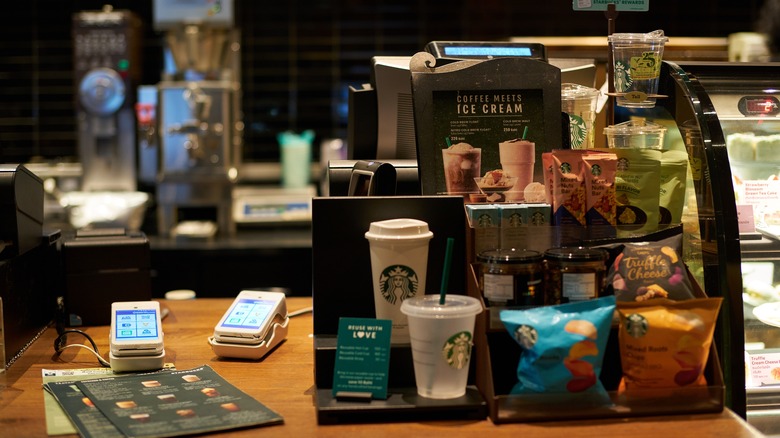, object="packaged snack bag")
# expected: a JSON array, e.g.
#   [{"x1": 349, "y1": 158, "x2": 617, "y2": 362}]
[
  {"x1": 606, "y1": 234, "x2": 696, "y2": 302},
  {"x1": 551, "y1": 150, "x2": 587, "y2": 226},
  {"x1": 617, "y1": 297, "x2": 722, "y2": 389},
  {"x1": 500, "y1": 295, "x2": 616, "y2": 395},
  {"x1": 583, "y1": 152, "x2": 618, "y2": 239}
]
